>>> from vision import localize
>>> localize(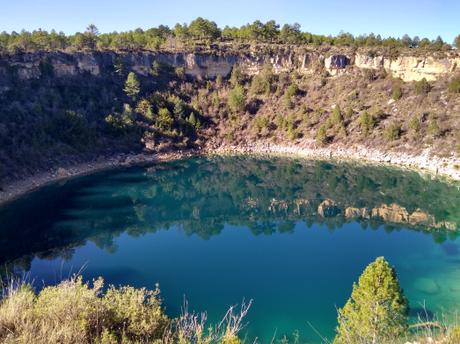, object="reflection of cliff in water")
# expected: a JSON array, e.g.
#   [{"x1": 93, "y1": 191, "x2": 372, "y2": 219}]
[{"x1": 1, "y1": 156, "x2": 459, "y2": 272}]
